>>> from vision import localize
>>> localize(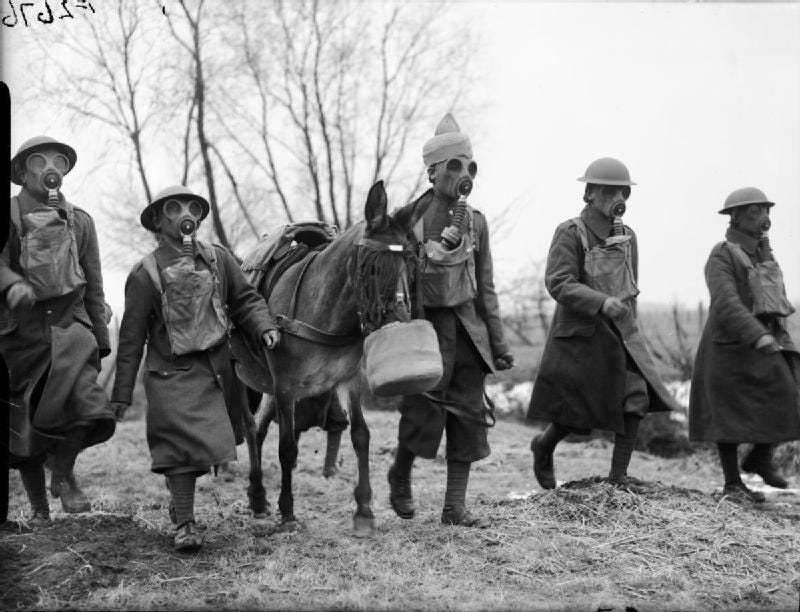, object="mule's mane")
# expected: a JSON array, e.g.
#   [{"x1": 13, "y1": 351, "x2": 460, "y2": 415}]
[
  {"x1": 355, "y1": 244, "x2": 410, "y2": 334},
  {"x1": 319, "y1": 219, "x2": 412, "y2": 335}
]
